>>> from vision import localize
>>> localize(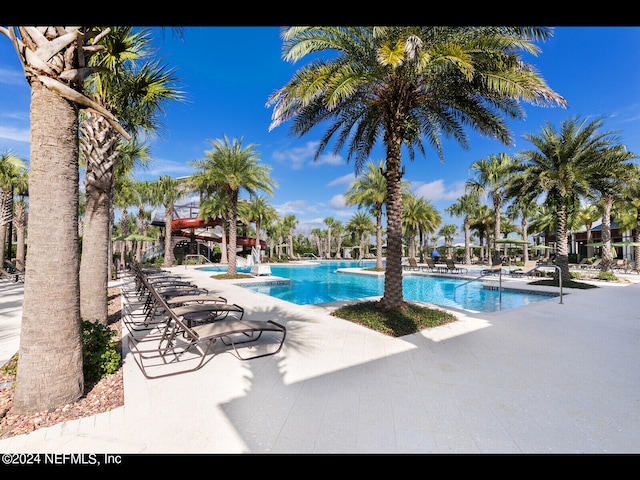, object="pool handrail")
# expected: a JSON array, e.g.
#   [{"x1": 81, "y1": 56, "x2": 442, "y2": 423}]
[
  {"x1": 453, "y1": 264, "x2": 563, "y2": 305},
  {"x1": 184, "y1": 254, "x2": 214, "y2": 265}
]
